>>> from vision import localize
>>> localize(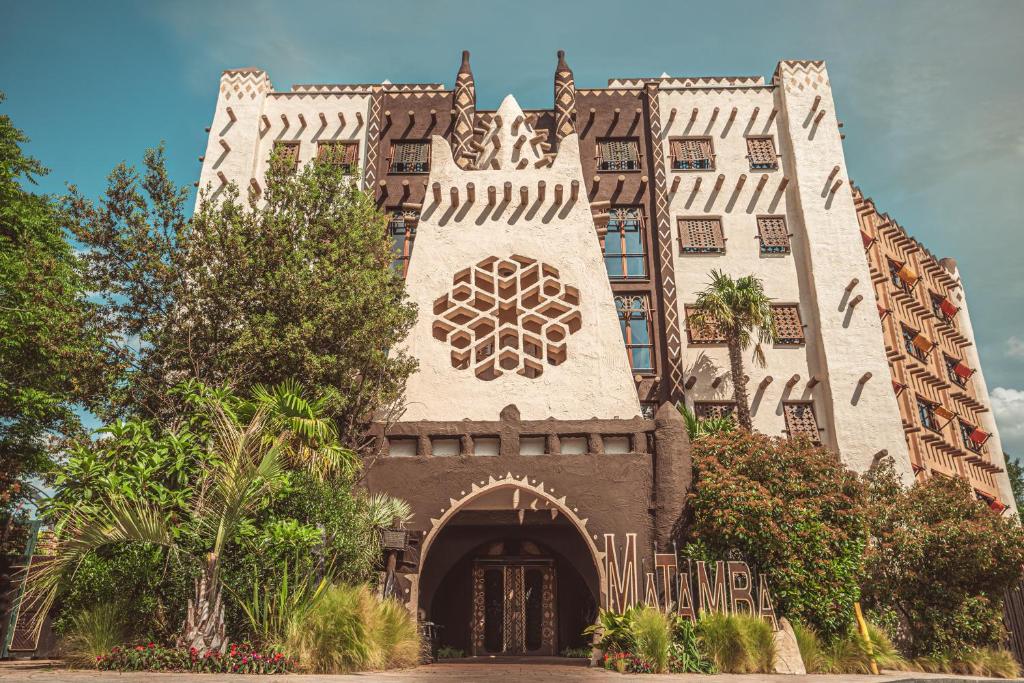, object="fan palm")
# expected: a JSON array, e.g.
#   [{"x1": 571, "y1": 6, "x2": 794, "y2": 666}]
[
  {"x1": 247, "y1": 379, "x2": 358, "y2": 479},
  {"x1": 689, "y1": 270, "x2": 778, "y2": 430},
  {"x1": 25, "y1": 408, "x2": 287, "y2": 653}
]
